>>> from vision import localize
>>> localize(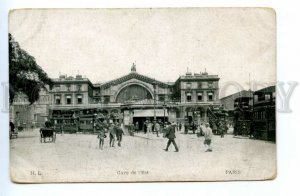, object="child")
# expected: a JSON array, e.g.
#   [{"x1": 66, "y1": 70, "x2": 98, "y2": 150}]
[
  {"x1": 203, "y1": 122, "x2": 213, "y2": 152},
  {"x1": 97, "y1": 125, "x2": 106, "y2": 150}
]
